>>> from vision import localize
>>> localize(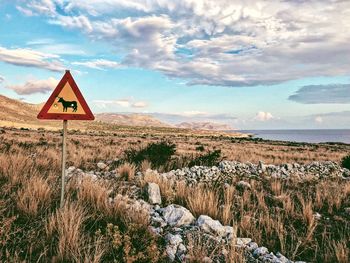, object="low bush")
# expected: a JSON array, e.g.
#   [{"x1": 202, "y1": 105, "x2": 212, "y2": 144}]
[
  {"x1": 189, "y1": 150, "x2": 222, "y2": 167},
  {"x1": 341, "y1": 154, "x2": 350, "y2": 169},
  {"x1": 124, "y1": 141, "x2": 176, "y2": 168},
  {"x1": 195, "y1": 145, "x2": 205, "y2": 152}
]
